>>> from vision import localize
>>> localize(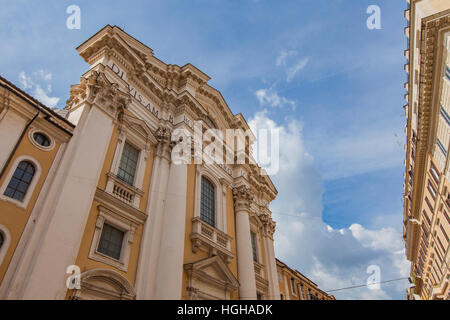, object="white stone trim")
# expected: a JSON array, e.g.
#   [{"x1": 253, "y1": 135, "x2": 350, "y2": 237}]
[
  {"x1": 27, "y1": 128, "x2": 55, "y2": 152},
  {"x1": 88, "y1": 206, "x2": 137, "y2": 272},
  {"x1": 107, "y1": 130, "x2": 148, "y2": 208},
  {"x1": 0, "y1": 225, "x2": 11, "y2": 266},
  {"x1": 0, "y1": 155, "x2": 42, "y2": 209},
  {"x1": 70, "y1": 268, "x2": 136, "y2": 300}
]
